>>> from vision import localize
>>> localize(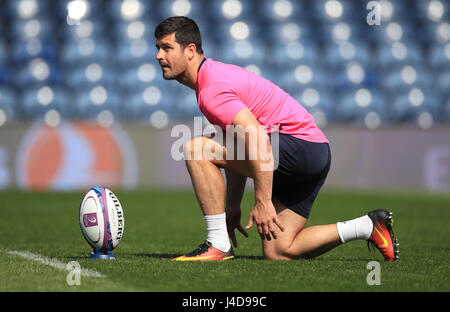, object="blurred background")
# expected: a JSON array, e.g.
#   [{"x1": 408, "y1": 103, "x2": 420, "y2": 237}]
[{"x1": 0, "y1": 0, "x2": 449, "y2": 192}]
